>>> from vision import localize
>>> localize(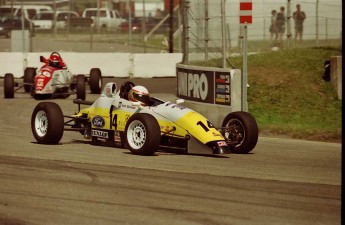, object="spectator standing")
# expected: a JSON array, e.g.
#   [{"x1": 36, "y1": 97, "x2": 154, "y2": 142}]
[
  {"x1": 269, "y1": 10, "x2": 278, "y2": 44},
  {"x1": 293, "y1": 4, "x2": 306, "y2": 42},
  {"x1": 276, "y1": 6, "x2": 286, "y2": 45}
]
